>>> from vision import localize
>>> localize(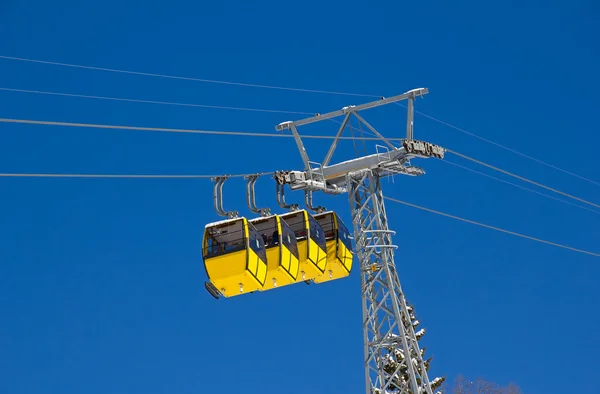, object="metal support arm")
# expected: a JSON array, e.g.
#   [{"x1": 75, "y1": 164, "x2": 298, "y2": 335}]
[
  {"x1": 211, "y1": 176, "x2": 238, "y2": 219},
  {"x1": 245, "y1": 174, "x2": 271, "y2": 217}
]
